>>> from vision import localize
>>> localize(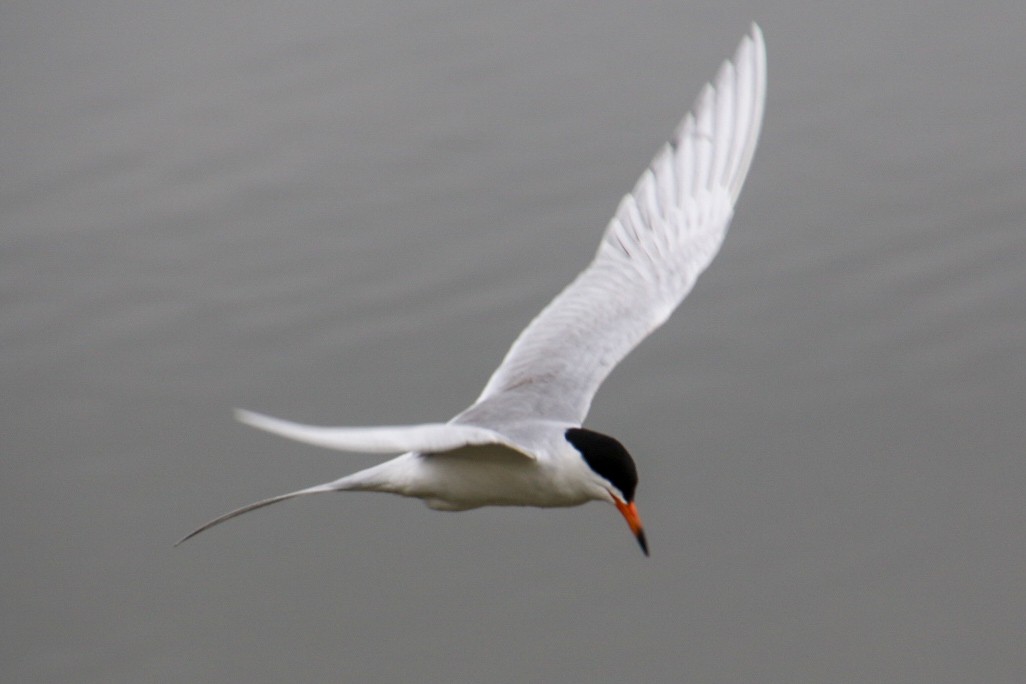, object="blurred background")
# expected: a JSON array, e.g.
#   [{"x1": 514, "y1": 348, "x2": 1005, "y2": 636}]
[{"x1": 3, "y1": 1, "x2": 1025, "y2": 682}]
